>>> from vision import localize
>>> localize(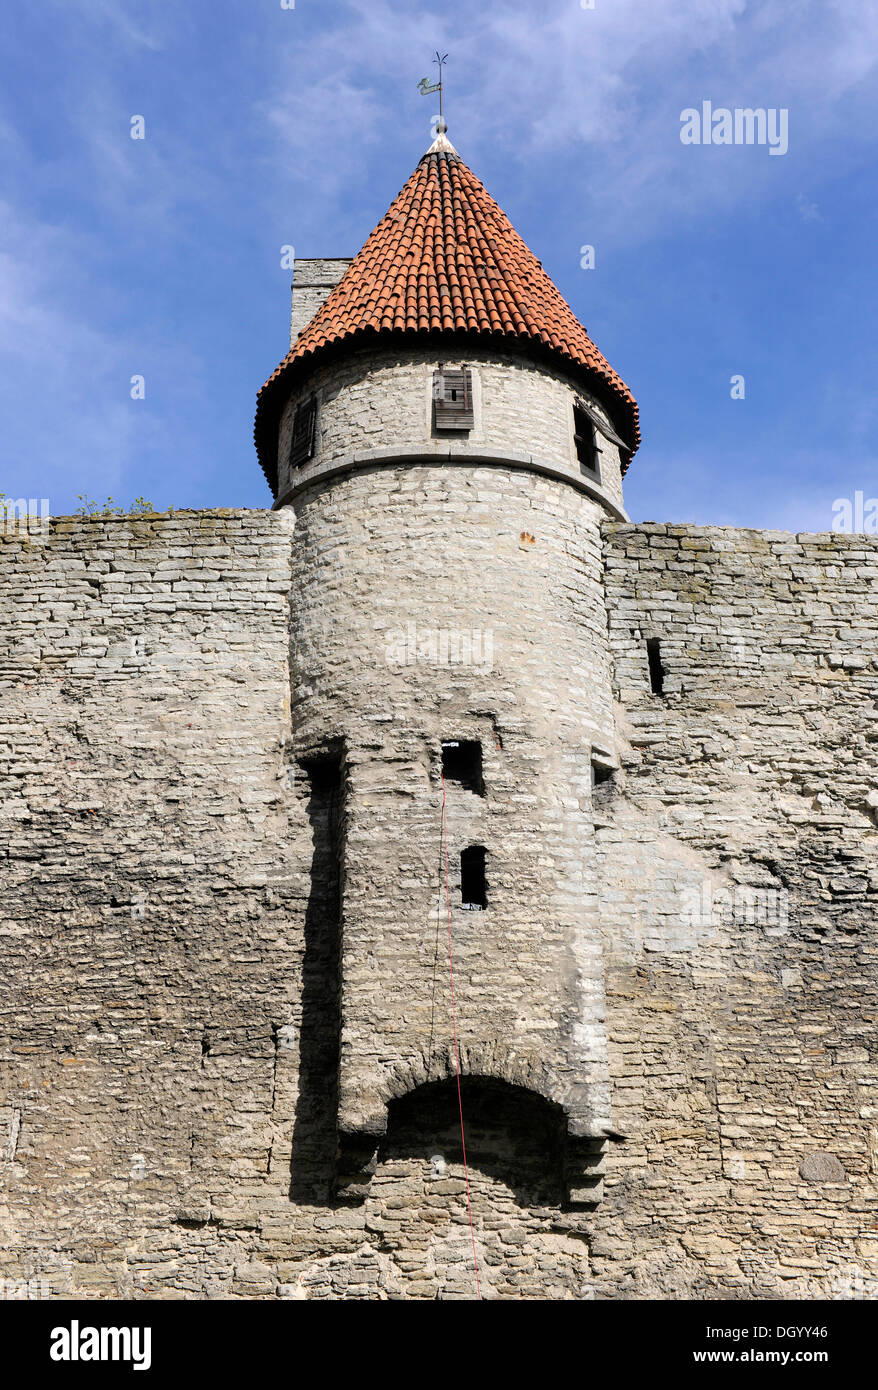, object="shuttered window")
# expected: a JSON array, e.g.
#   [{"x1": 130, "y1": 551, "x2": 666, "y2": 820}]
[
  {"x1": 433, "y1": 367, "x2": 474, "y2": 430},
  {"x1": 576, "y1": 397, "x2": 629, "y2": 451},
  {"x1": 573, "y1": 402, "x2": 599, "y2": 476},
  {"x1": 289, "y1": 396, "x2": 317, "y2": 468}
]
